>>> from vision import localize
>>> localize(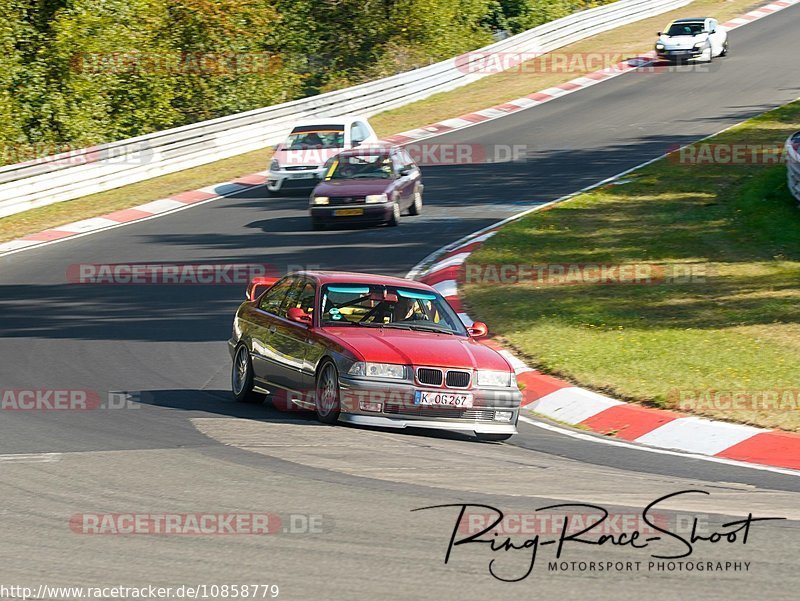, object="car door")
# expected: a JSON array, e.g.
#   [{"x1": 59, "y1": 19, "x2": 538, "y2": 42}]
[
  {"x1": 396, "y1": 149, "x2": 421, "y2": 210},
  {"x1": 708, "y1": 19, "x2": 724, "y2": 55},
  {"x1": 269, "y1": 278, "x2": 318, "y2": 391},
  {"x1": 250, "y1": 277, "x2": 294, "y2": 383}
]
